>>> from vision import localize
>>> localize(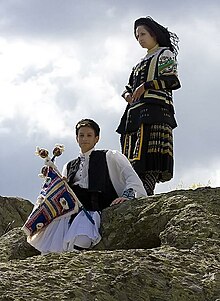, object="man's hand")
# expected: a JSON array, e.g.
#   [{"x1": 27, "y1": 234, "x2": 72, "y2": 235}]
[{"x1": 110, "y1": 197, "x2": 128, "y2": 206}]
